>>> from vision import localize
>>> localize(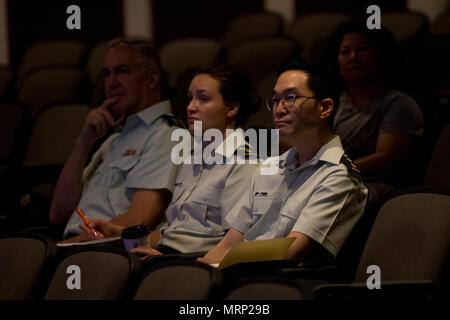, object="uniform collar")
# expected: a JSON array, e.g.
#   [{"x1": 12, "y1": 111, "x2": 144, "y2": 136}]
[
  {"x1": 200, "y1": 128, "x2": 246, "y2": 164},
  {"x1": 214, "y1": 128, "x2": 246, "y2": 158},
  {"x1": 124, "y1": 100, "x2": 172, "y2": 129},
  {"x1": 313, "y1": 136, "x2": 344, "y2": 165},
  {"x1": 281, "y1": 136, "x2": 344, "y2": 171}
]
